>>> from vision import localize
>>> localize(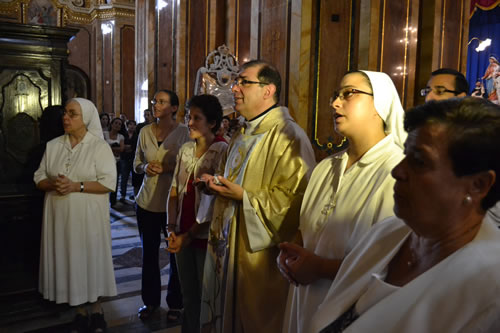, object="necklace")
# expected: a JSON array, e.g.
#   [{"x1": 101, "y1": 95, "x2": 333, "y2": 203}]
[
  {"x1": 321, "y1": 194, "x2": 338, "y2": 215},
  {"x1": 64, "y1": 154, "x2": 72, "y2": 174},
  {"x1": 407, "y1": 249, "x2": 418, "y2": 268}
]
